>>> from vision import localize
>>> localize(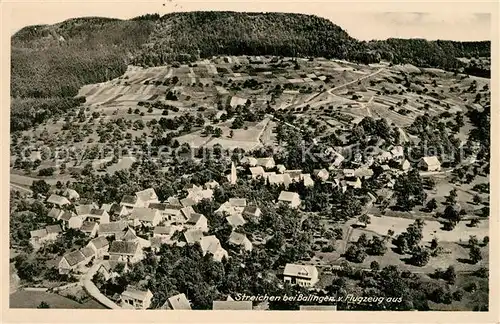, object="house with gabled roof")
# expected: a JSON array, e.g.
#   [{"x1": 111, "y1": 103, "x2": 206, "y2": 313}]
[
  {"x1": 75, "y1": 203, "x2": 100, "y2": 219},
  {"x1": 48, "y1": 207, "x2": 64, "y2": 220},
  {"x1": 302, "y1": 174, "x2": 314, "y2": 187},
  {"x1": 160, "y1": 293, "x2": 192, "y2": 310},
  {"x1": 129, "y1": 207, "x2": 161, "y2": 227},
  {"x1": 200, "y1": 235, "x2": 228, "y2": 262},
  {"x1": 390, "y1": 146, "x2": 404, "y2": 161},
  {"x1": 228, "y1": 231, "x2": 252, "y2": 252},
  {"x1": 120, "y1": 195, "x2": 140, "y2": 210},
  {"x1": 419, "y1": 156, "x2": 441, "y2": 171},
  {"x1": 86, "y1": 209, "x2": 110, "y2": 224},
  {"x1": 226, "y1": 214, "x2": 247, "y2": 228},
  {"x1": 276, "y1": 164, "x2": 287, "y2": 174},
  {"x1": 278, "y1": 191, "x2": 301, "y2": 208},
  {"x1": 268, "y1": 173, "x2": 292, "y2": 187},
  {"x1": 108, "y1": 241, "x2": 143, "y2": 264},
  {"x1": 243, "y1": 206, "x2": 261, "y2": 219},
  {"x1": 249, "y1": 166, "x2": 266, "y2": 179},
  {"x1": 80, "y1": 246, "x2": 96, "y2": 263},
  {"x1": 59, "y1": 250, "x2": 86, "y2": 274},
  {"x1": 184, "y1": 229, "x2": 204, "y2": 245},
  {"x1": 256, "y1": 157, "x2": 275, "y2": 169},
  {"x1": 80, "y1": 221, "x2": 98, "y2": 237},
  {"x1": 180, "y1": 206, "x2": 195, "y2": 222},
  {"x1": 98, "y1": 221, "x2": 129, "y2": 238},
  {"x1": 87, "y1": 236, "x2": 110, "y2": 258},
  {"x1": 401, "y1": 159, "x2": 411, "y2": 171},
  {"x1": 180, "y1": 197, "x2": 197, "y2": 208},
  {"x1": 284, "y1": 170, "x2": 303, "y2": 183},
  {"x1": 47, "y1": 194, "x2": 71, "y2": 207},
  {"x1": 354, "y1": 167, "x2": 374, "y2": 179},
  {"x1": 120, "y1": 287, "x2": 153, "y2": 310},
  {"x1": 283, "y1": 263, "x2": 319, "y2": 287},
  {"x1": 135, "y1": 188, "x2": 159, "y2": 207},
  {"x1": 185, "y1": 213, "x2": 208, "y2": 232}
]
